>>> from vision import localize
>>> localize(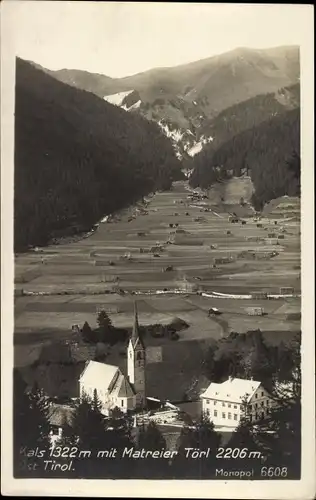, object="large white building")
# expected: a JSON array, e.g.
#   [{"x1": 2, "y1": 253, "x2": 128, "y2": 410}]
[
  {"x1": 200, "y1": 376, "x2": 272, "y2": 428},
  {"x1": 79, "y1": 361, "x2": 136, "y2": 415},
  {"x1": 79, "y1": 302, "x2": 146, "y2": 415}
]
